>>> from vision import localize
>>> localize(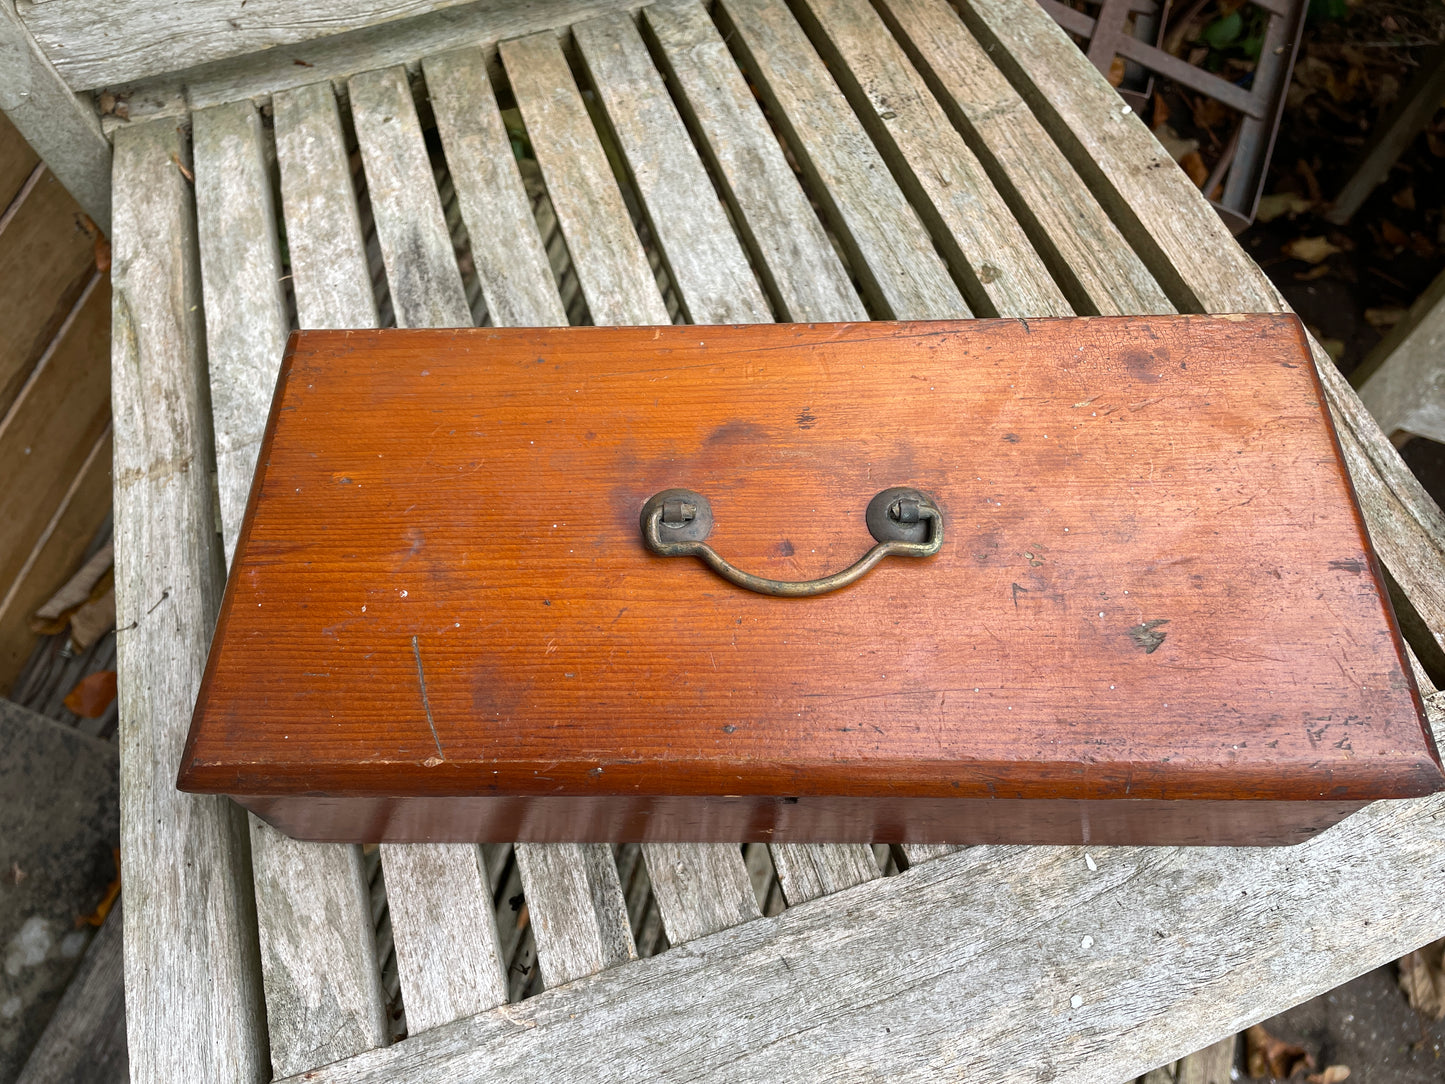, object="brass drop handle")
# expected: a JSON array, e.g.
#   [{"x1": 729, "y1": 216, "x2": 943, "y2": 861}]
[{"x1": 640, "y1": 487, "x2": 943, "y2": 597}]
